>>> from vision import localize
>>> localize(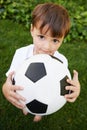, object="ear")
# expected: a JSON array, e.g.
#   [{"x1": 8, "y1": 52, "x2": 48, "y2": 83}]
[{"x1": 30, "y1": 24, "x2": 34, "y2": 37}]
